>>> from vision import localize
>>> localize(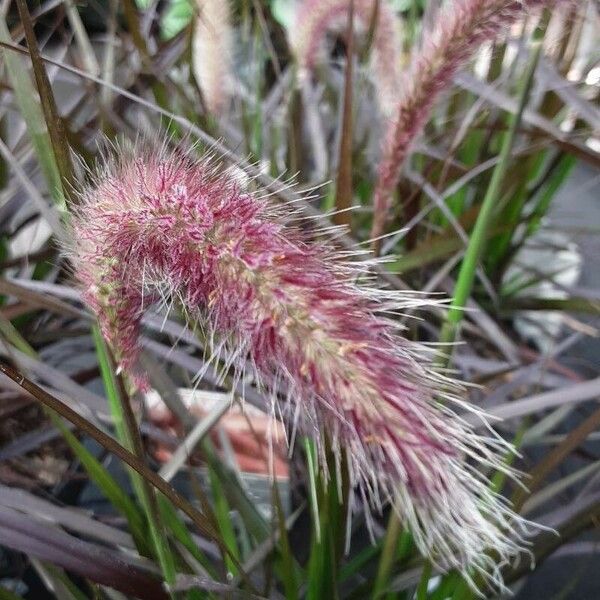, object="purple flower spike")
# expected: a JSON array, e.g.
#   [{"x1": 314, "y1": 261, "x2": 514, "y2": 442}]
[
  {"x1": 71, "y1": 139, "x2": 533, "y2": 590},
  {"x1": 289, "y1": 0, "x2": 403, "y2": 117},
  {"x1": 371, "y1": 0, "x2": 560, "y2": 245},
  {"x1": 192, "y1": 0, "x2": 233, "y2": 115}
]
